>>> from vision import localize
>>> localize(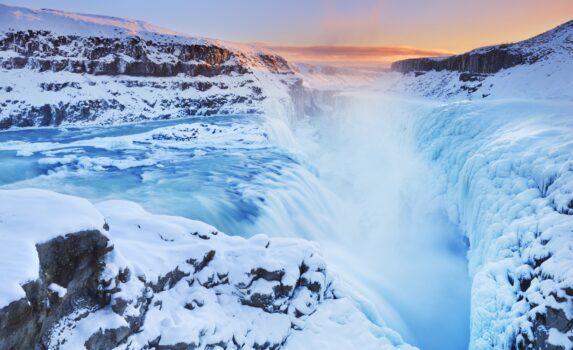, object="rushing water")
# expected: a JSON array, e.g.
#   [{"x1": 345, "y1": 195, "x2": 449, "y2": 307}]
[{"x1": 0, "y1": 97, "x2": 471, "y2": 350}]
